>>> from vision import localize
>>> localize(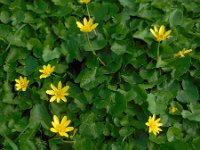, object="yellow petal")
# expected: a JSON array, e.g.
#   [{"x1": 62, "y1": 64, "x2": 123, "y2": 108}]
[
  {"x1": 76, "y1": 21, "x2": 83, "y2": 28},
  {"x1": 50, "y1": 128, "x2": 57, "y2": 133},
  {"x1": 63, "y1": 120, "x2": 71, "y2": 127},
  {"x1": 152, "y1": 114, "x2": 156, "y2": 120},
  {"x1": 15, "y1": 79, "x2": 20, "y2": 83},
  {"x1": 53, "y1": 115, "x2": 60, "y2": 124},
  {"x1": 61, "y1": 116, "x2": 67, "y2": 124},
  {"x1": 46, "y1": 90, "x2": 55, "y2": 95},
  {"x1": 61, "y1": 132, "x2": 69, "y2": 137},
  {"x1": 164, "y1": 30, "x2": 171, "y2": 37},
  {"x1": 56, "y1": 98, "x2": 61, "y2": 103},
  {"x1": 62, "y1": 86, "x2": 69, "y2": 92},
  {"x1": 40, "y1": 74, "x2": 46, "y2": 79},
  {"x1": 61, "y1": 97, "x2": 67, "y2": 102},
  {"x1": 91, "y1": 23, "x2": 98, "y2": 30},
  {"x1": 22, "y1": 87, "x2": 27, "y2": 91},
  {"x1": 154, "y1": 26, "x2": 158, "y2": 33},
  {"x1": 50, "y1": 84, "x2": 57, "y2": 91},
  {"x1": 51, "y1": 121, "x2": 57, "y2": 127},
  {"x1": 65, "y1": 127, "x2": 74, "y2": 132},
  {"x1": 58, "y1": 81, "x2": 62, "y2": 89},
  {"x1": 88, "y1": 18, "x2": 93, "y2": 25},
  {"x1": 50, "y1": 96, "x2": 57, "y2": 102},
  {"x1": 150, "y1": 28, "x2": 157, "y2": 38},
  {"x1": 183, "y1": 49, "x2": 192, "y2": 54},
  {"x1": 39, "y1": 69, "x2": 44, "y2": 73},
  {"x1": 159, "y1": 25, "x2": 165, "y2": 35},
  {"x1": 83, "y1": 17, "x2": 88, "y2": 25}
]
